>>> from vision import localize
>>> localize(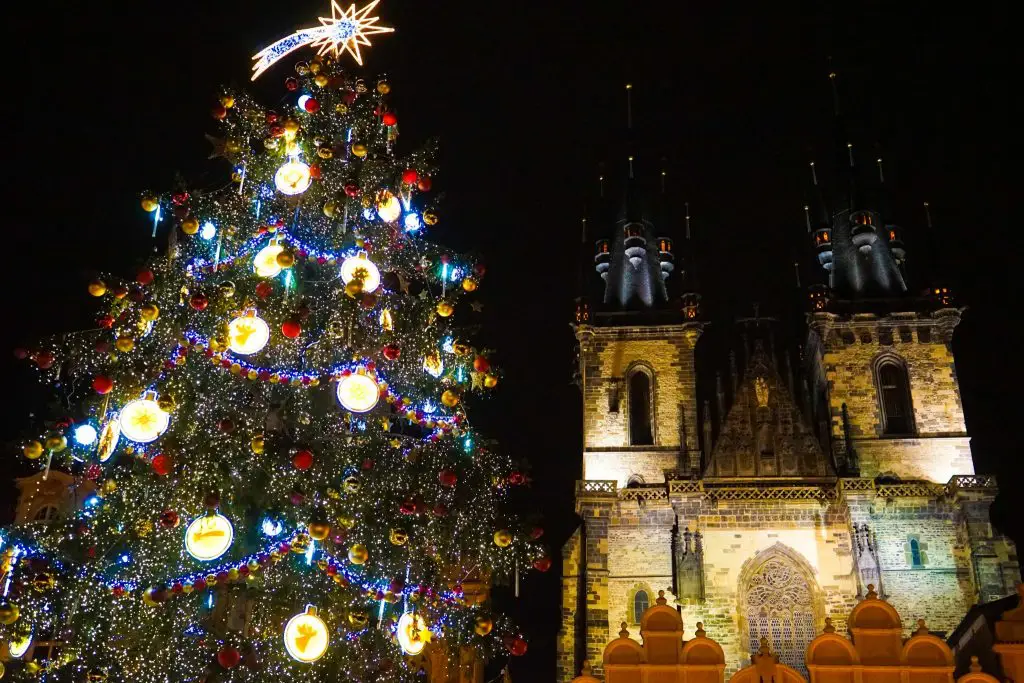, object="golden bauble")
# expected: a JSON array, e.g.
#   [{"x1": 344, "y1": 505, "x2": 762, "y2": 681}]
[
  {"x1": 31, "y1": 572, "x2": 55, "y2": 593},
  {"x1": 0, "y1": 601, "x2": 19, "y2": 625},
  {"x1": 115, "y1": 336, "x2": 135, "y2": 352},
  {"x1": 157, "y1": 395, "x2": 176, "y2": 412},
  {"x1": 309, "y1": 60, "x2": 322, "y2": 74},
  {"x1": 308, "y1": 522, "x2": 331, "y2": 541},
  {"x1": 389, "y1": 528, "x2": 408, "y2": 546},
  {"x1": 275, "y1": 249, "x2": 296, "y2": 268},
  {"x1": 423, "y1": 211, "x2": 439, "y2": 225},
  {"x1": 493, "y1": 529, "x2": 513, "y2": 548},
  {"x1": 88, "y1": 280, "x2": 107, "y2": 297},
  {"x1": 181, "y1": 217, "x2": 200, "y2": 235},
  {"x1": 345, "y1": 280, "x2": 364, "y2": 298},
  {"x1": 23, "y1": 441, "x2": 44, "y2": 460},
  {"x1": 219, "y1": 95, "x2": 234, "y2": 108},
  {"x1": 376, "y1": 80, "x2": 391, "y2": 94},
  {"x1": 314, "y1": 74, "x2": 329, "y2": 87},
  {"x1": 348, "y1": 543, "x2": 369, "y2": 565},
  {"x1": 317, "y1": 147, "x2": 334, "y2": 159},
  {"x1": 141, "y1": 196, "x2": 159, "y2": 212},
  {"x1": 461, "y1": 277, "x2": 478, "y2": 292},
  {"x1": 102, "y1": 479, "x2": 118, "y2": 494},
  {"x1": 343, "y1": 475, "x2": 361, "y2": 493},
  {"x1": 291, "y1": 533, "x2": 312, "y2": 554},
  {"x1": 441, "y1": 389, "x2": 460, "y2": 407},
  {"x1": 219, "y1": 281, "x2": 236, "y2": 297},
  {"x1": 44, "y1": 433, "x2": 67, "y2": 452},
  {"x1": 335, "y1": 103, "x2": 349, "y2": 115},
  {"x1": 140, "y1": 303, "x2": 160, "y2": 321},
  {"x1": 474, "y1": 615, "x2": 494, "y2": 636},
  {"x1": 484, "y1": 374, "x2": 499, "y2": 388},
  {"x1": 135, "y1": 519, "x2": 154, "y2": 537},
  {"x1": 337, "y1": 515, "x2": 356, "y2": 529},
  {"x1": 87, "y1": 669, "x2": 109, "y2": 682},
  {"x1": 436, "y1": 301, "x2": 454, "y2": 317},
  {"x1": 251, "y1": 434, "x2": 265, "y2": 454},
  {"x1": 323, "y1": 200, "x2": 340, "y2": 218},
  {"x1": 348, "y1": 609, "x2": 369, "y2": 628},
  {"x1": 351, "y1": 143, "x2": 368, "y2": 158},
  {"x1": 283, "y1": 118, "x2": 300, "y2": 134}
]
